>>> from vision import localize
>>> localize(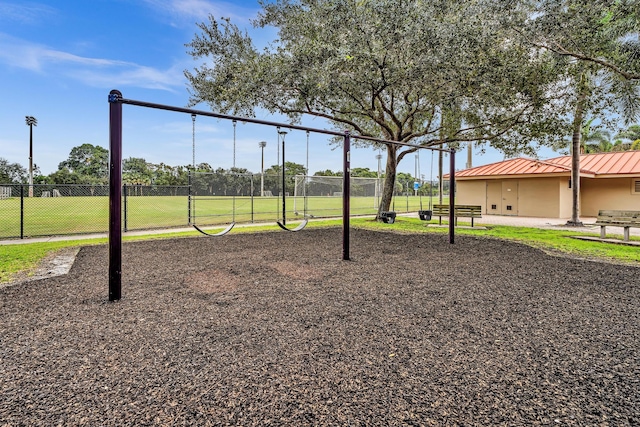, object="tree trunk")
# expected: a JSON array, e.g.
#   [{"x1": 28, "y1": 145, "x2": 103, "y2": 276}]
[
  {"x1": 567, "y1": 77, "x2": 589, "y2": 227},
  {"x1": 377, "y1": 145, "x2": 397, "y2": 218}
]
